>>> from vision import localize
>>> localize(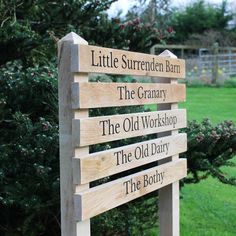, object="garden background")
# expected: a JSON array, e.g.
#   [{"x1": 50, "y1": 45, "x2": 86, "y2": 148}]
[{"x1": 0, "y1": 0, "x2": 236, "y2": 236}]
